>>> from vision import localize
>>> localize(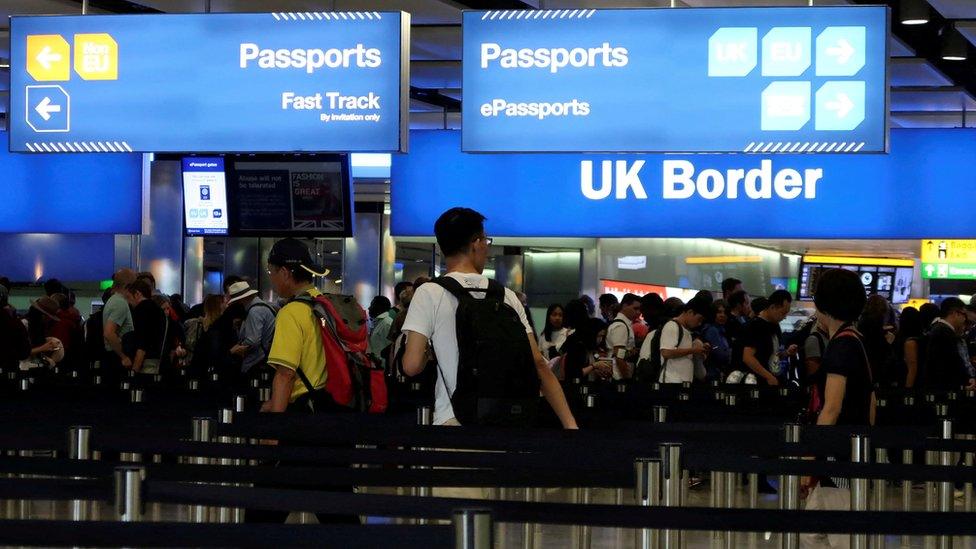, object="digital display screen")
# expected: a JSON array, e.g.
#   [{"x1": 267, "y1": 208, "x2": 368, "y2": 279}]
[
  {"x1": 799, "y1": 262, "x2": 913, "y2": 304},
  {"x1": 182, "y1": 158, "x2": 229, "y2": 236}
]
